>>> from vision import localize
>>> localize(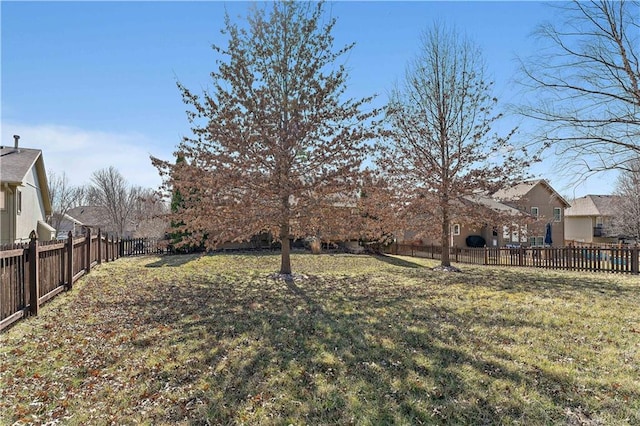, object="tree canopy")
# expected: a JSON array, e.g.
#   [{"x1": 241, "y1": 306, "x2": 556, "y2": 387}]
[
  {"x1": 382, "y1": 24, "x2": 532, "y2": 267},
  {"x1": 153, "y1": 1, "x2": 378, "y2": 274}
]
